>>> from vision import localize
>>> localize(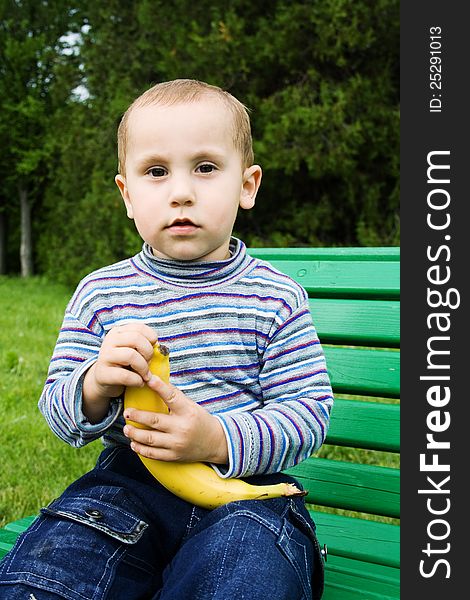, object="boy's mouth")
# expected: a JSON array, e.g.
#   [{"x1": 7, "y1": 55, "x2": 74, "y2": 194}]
[{"x1": 166, "y1": 218, "x2": 199, "y2": 234}]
